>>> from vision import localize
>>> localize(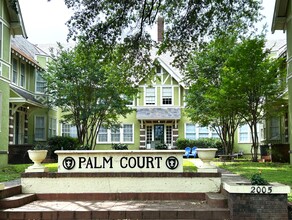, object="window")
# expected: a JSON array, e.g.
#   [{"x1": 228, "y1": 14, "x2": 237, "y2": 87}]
[
  {"x1": 211, "y1": 129, "x2": 219, "y2": 138},
  {"x1": 20, "y1": 63, "x2": 25, "y2": 87},
  {"x1": 162, "y1": 87, "x2": 172, "y2": 105},
  {"x1": 270, "y1": 117, "x2": 280, "y2": 140},
  {"x1": 12, "y1": 58, "x2": 17, "y2": 84},
  {"x1": 186, "y1": 124, "x2": 196, "y2": 140},
  {"x1": 146, "y1": 125, "x2": 152, "y2": 144},
  {"x1": 239, "y1": 124, "x2": 249, "y2": 142},
  {"x1": 98, "y1": 126, "x2": 108, "y2": 142},
  {"x1": 145, "y1": 87, "x2": 155, "y2": 105},
  {"x1": 111, "y1": 128, "x2": 120, "y2": 142},
  {"x1": 62, "y1": 123, "x2": 77, "y2": 137},
  {"x1": 35, "y1": 116, "x2": 46, "y2": 140},
  {"x1": 156, "y1": 66, "x2": 162, "y2": 75},
  {"x1": 97, "y1": 124, "x2": 134, "y2": 143},
  {"x1": 49, "y1": 118, "x2": 57, "y2": 138},
  {"x1": 198, "y1": 127, "x2": 209, "y2": 138},
  {"x1": 36, "y1": 71, "x2": 46, "y2": 93},
  {"x1": 121, "y1": 94, "x2": 133, "y2": 106},
  {"x1": 123, "y1": 124, "x2": 133, "y2": 142},
  {"x1": 166, "y1": 125, "x2": 172, "y2": 144}
]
